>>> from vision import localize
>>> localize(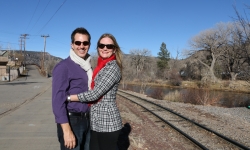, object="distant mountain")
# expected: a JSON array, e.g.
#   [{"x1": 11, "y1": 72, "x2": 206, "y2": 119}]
[
  {"x1": 22, "y1": 50, "x2": 63, "y2": 66},
  {"x1": 2, "y1": 50, "x2": 63, "y2": 67}
]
